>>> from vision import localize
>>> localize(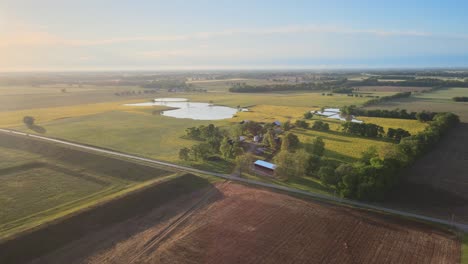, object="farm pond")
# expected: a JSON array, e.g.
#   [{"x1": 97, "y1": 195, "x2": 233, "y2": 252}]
[{"x1": 125, "y1": 98, "x2": 238, "y2": 120}]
